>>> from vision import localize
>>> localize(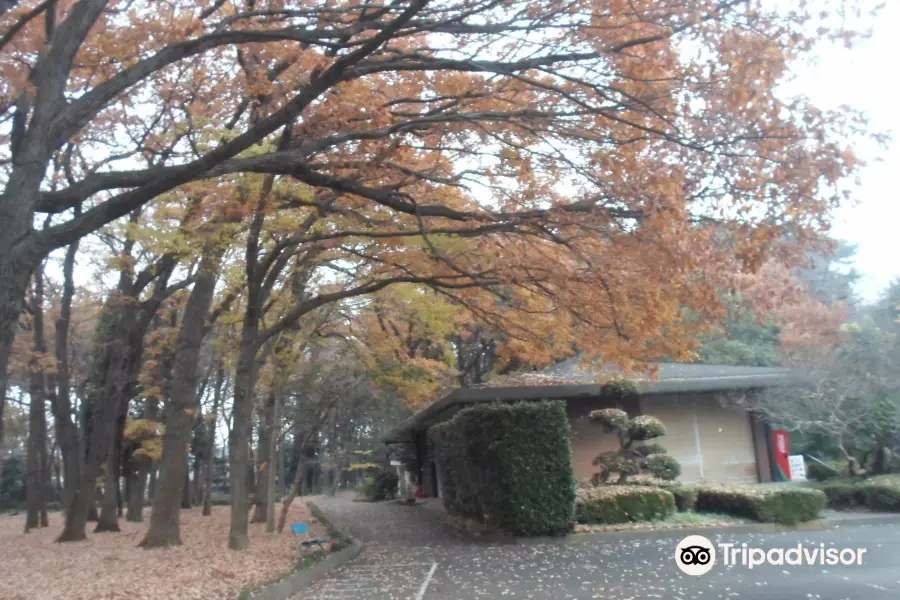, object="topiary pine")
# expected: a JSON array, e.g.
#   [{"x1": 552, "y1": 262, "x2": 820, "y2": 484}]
[{"x1": 588, "y1": 410, "x2": 680, "y2": 484}]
